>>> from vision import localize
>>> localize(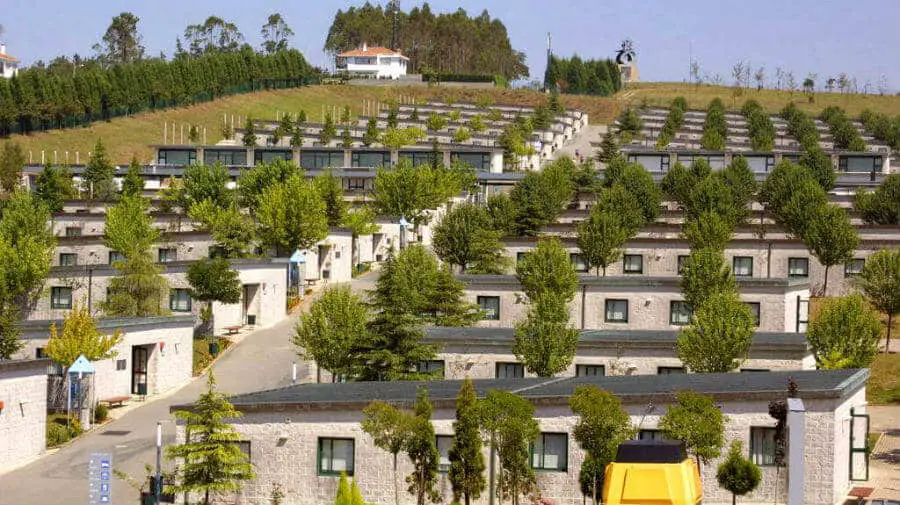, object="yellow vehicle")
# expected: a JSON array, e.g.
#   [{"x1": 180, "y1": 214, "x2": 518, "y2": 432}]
[{"x1": 602, "y1": 440, "x2": 703, "y2": 505}]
